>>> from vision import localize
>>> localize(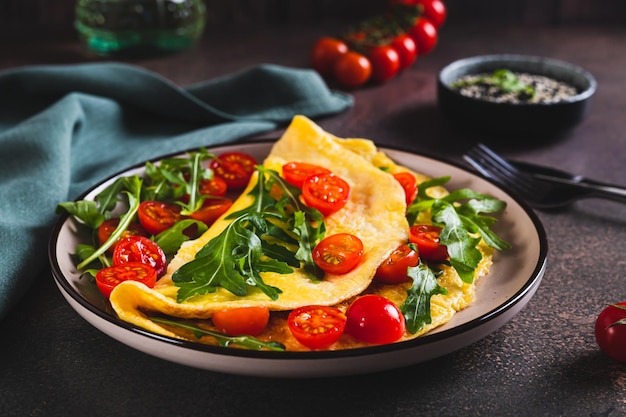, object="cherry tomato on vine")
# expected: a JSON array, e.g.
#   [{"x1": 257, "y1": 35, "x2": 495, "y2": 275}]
[
  {"x1": 408, "y1": 17, "x2": 438, "y2": 55},
  {"x1": 95, "y1": 262, "x2": 157, "y2": 298},
  {"x1": 282, "y1": 161, "x2": 331, "y2": 188},
  {"x1": 345, "y1": 295, "x2": 406, "y2": 344},
  {"x1": 595, "y1": 302, "x2": 626, "y2": 362},
  {"x1": 97, "y1": 218, "x2": 147, "y2": 251},
  {"x1": 210, "y1": 151, "x2": 258, "y2": 189},
  {"x1": 390, "y1": 34, "x2": 418, "y2": 69},
  {"x1": 393, "y1": 171, "x2": 418, "y2": 206},
  {"x1": 409, "y1": 224, "x2": 449, "y2": 261},
  {"x1": 212, "y1": 306, "x2": 270, "y2": 337},
  {"x1": 311, "y1": 37, "x2": 349, "y2": 77},
  {"x1": 288, "y1": 305, "x2": 347, "y2": 350},
  {"x1": 374, "y1": 244, "x2": 419, "y2": 284},
  {"x1": 313, "y1": 233, "x2": 364, "y2": 275},
  {"x1": 414, "y1": 0, "x2": 447, "y2": 28},
  {"x1": 188, "y1": 197, "x2": 233, "y2": 226},
  {"x1": 333, "y1": 51, "x2": 372, "y2": 88},
  {"x1": 369, "y1": 45, "x2": 401, "y2": 83},
  {"x1": 137, "y1": 201, "x2": 182, "y2": 236},
  {"x1": 301, "y1": 173, "x2": 350, "y2": 216},
  {"x1": 113, "y1": 235, "x2": 167, "y2": 277}
]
